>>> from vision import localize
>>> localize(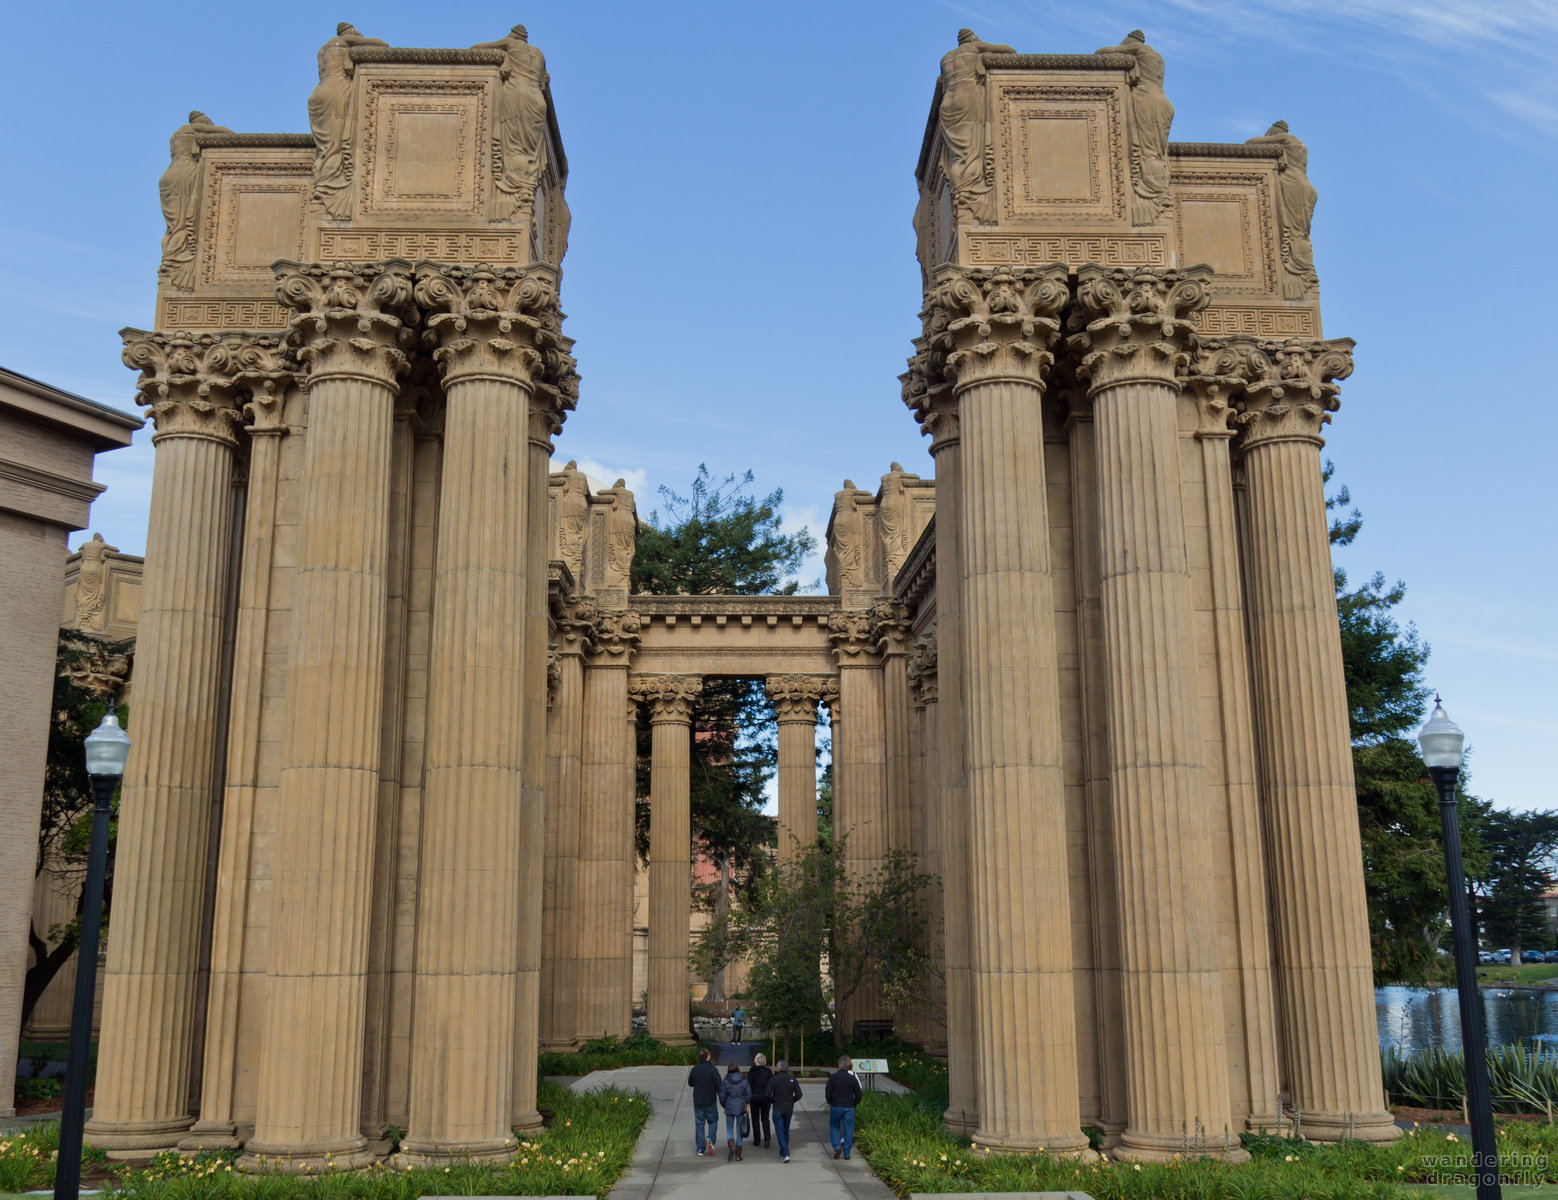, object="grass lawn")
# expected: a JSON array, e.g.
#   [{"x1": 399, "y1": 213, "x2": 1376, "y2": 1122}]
[
  {"x1": 1413, "y1": 1189, "x2": 1558, "y2": 1198},
  {"x1": 1476, "y1": 964, "x2": 1558, "y2": 984}
]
